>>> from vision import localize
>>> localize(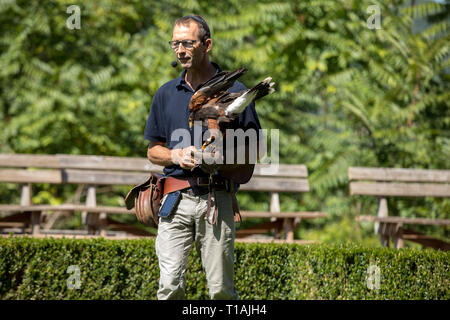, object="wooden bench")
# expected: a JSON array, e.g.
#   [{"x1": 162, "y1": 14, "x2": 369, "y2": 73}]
[
  {"x1": 0, "y1": 153, "x2": 326, "y2": 242},
  {"x1": 235, "y1": 163, "x2": 327, "y2": 242},
  {"x1": 349, "y1": 167, "x2": 450, "y2": 250},
  {"x1": 0, "y1": 154, "x2": 154, "y2": 238}
]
